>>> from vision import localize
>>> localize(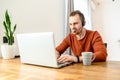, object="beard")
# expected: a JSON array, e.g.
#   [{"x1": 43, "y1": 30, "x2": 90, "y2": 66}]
[
  {"x1": 71, "y1": 29, "x2": 78, "y2": 34},
  {"x1": 71, "y1": 27, "x2": 83, "y2": 35}
]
